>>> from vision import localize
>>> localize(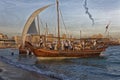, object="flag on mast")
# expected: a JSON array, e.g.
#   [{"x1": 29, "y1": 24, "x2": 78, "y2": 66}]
[{"x1": 105, "y1": 22, "x2": 111, "y2": 33}]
